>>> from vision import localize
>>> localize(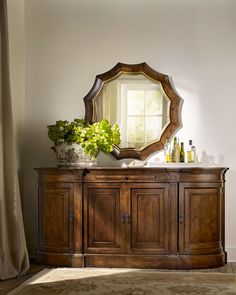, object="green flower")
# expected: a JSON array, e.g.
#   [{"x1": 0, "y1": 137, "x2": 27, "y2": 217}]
[{"x1": 47, "y1": 119, "x2": 121, "y2": 159}]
